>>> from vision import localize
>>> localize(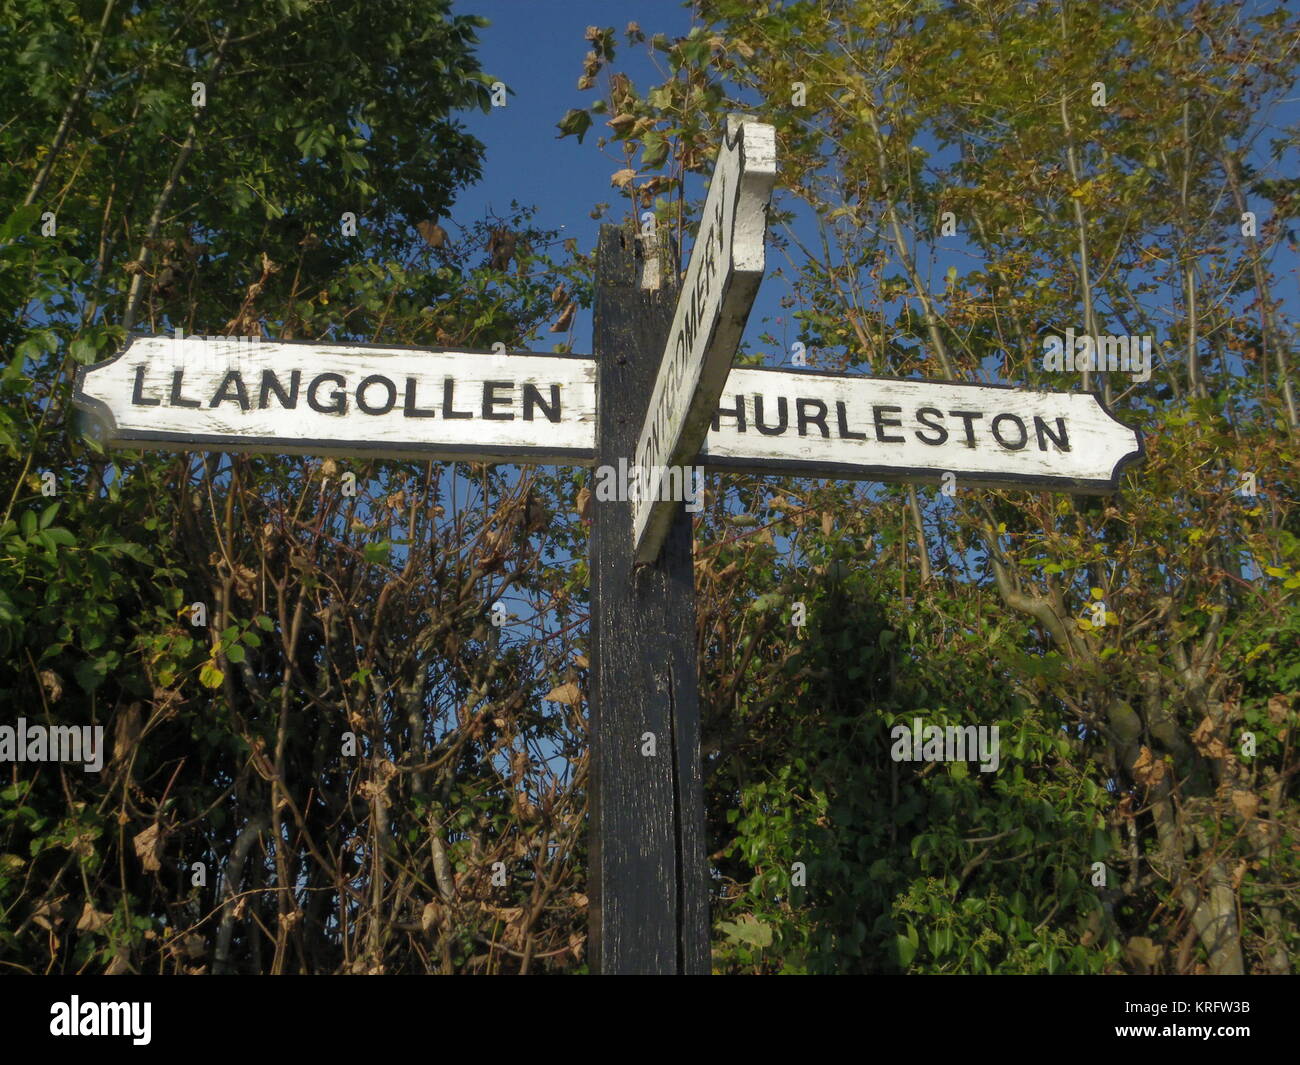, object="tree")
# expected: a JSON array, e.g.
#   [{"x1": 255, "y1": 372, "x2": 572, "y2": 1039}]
[
  {"x1": 1, "y1": 0, "x2": 590, "y2": 973},
  {"x1": 563, "y1": 2, "x2": 1299, "y2": 973}
]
